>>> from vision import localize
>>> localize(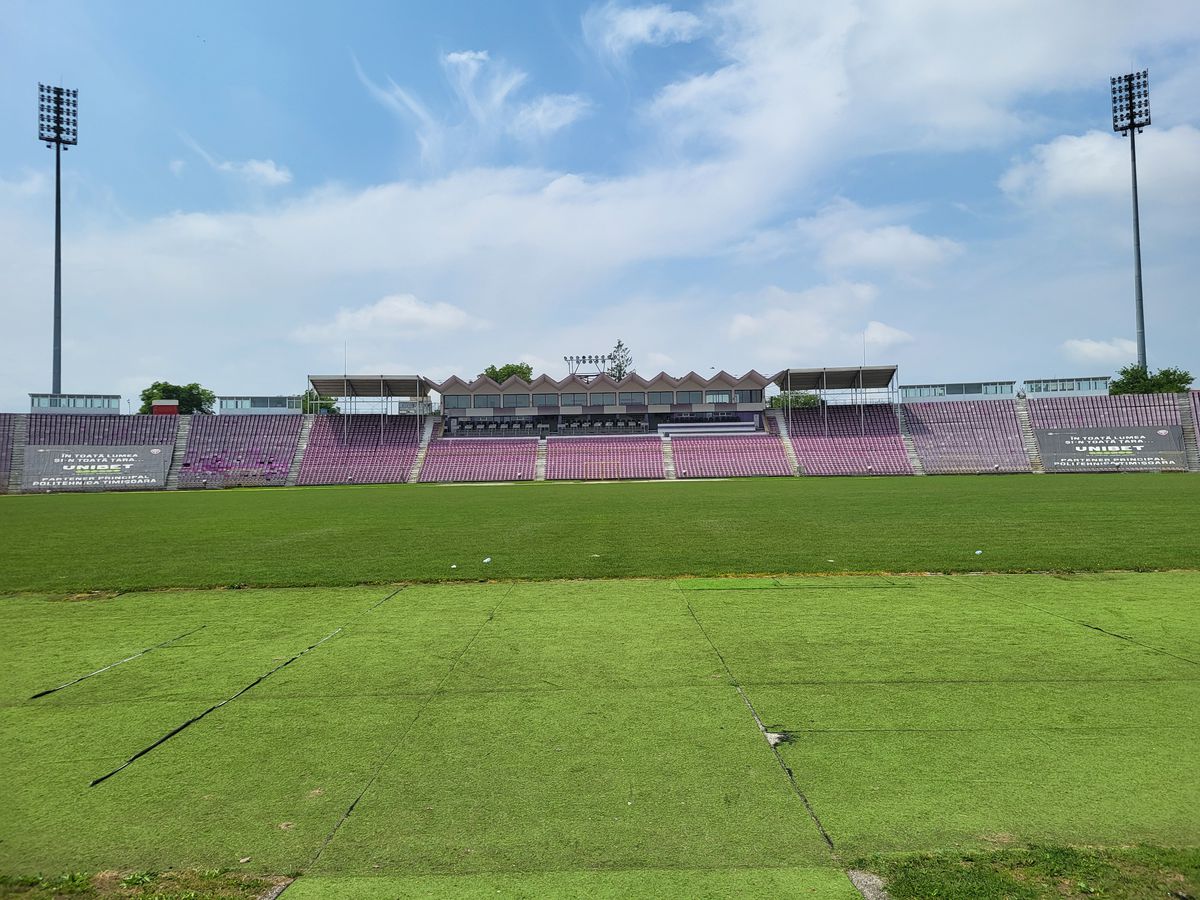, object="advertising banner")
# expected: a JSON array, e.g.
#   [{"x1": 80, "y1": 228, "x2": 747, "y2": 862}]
[
  {"x1": 23, "y1": 445, "x2": 173, "y2": 492},
  {"x1": 1035, "y1": 427, "x2": 1186, "y2": 471}
]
